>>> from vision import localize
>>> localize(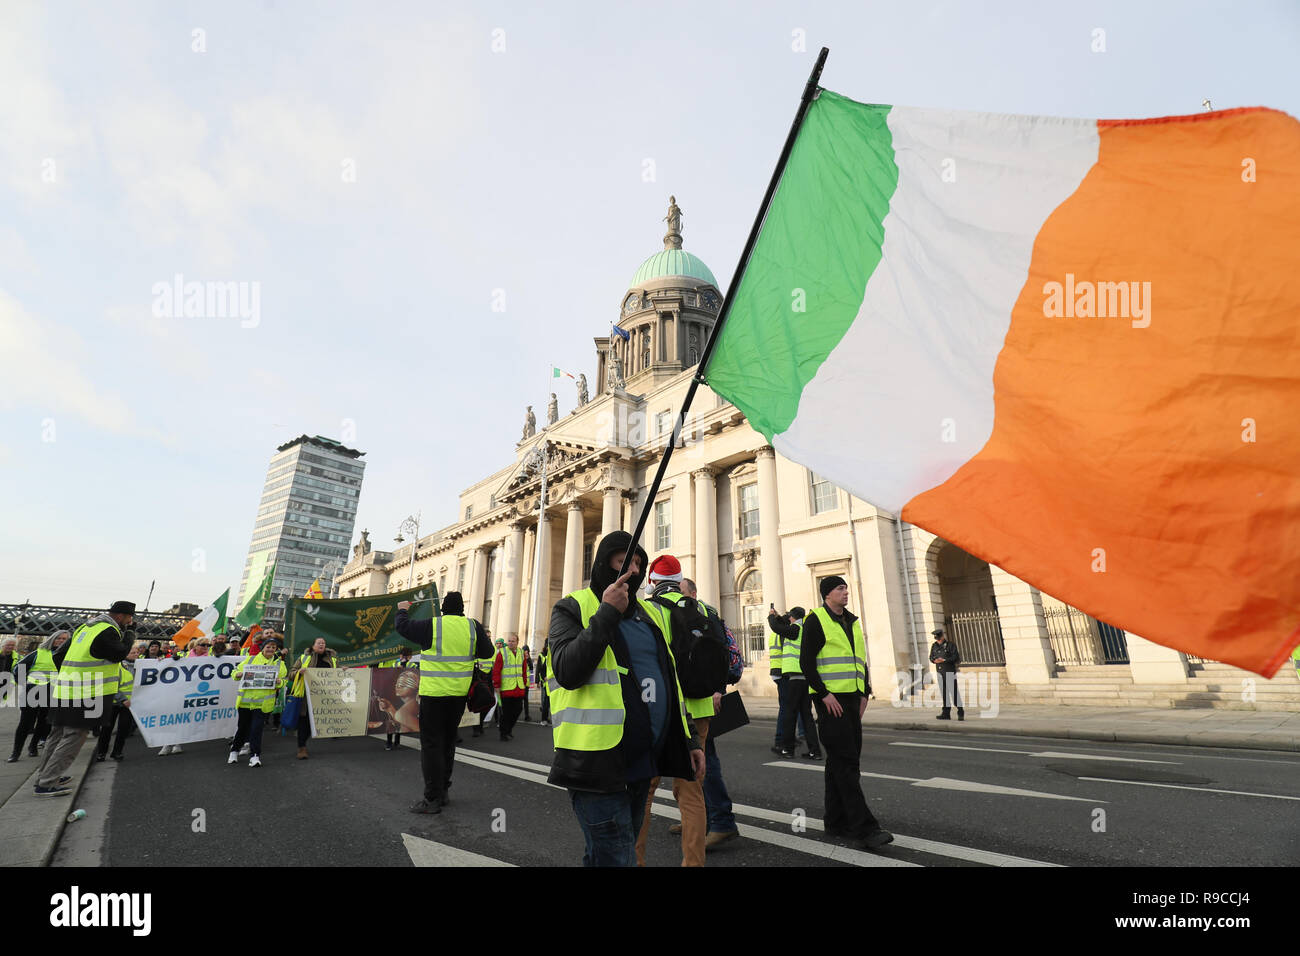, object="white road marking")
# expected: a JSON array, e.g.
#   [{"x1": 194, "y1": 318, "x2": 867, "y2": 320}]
[
  {"x1": 402, "y1": 833, "x2": 516, "y2": 867},
  {"x1": 888, "y1": 742, "x2": 1177, "y2": 764},
  {"x1": 766, "y1": 761, "x2": 1106, "y2": 803},
  {"x1": 1077, "y1": 777, "x2": 1300, "y2": 801},
  {"x1": 459, "y1": 749, "x2": 1057, "y2": 866}
]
